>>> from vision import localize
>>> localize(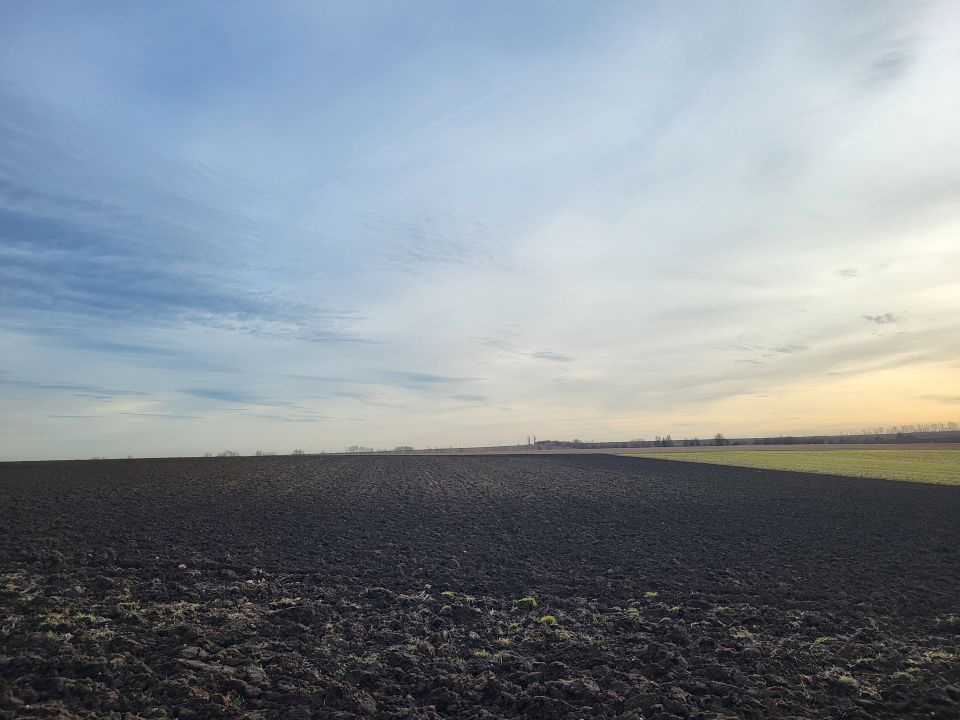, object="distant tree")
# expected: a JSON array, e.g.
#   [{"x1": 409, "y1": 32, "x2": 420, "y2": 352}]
[
  {"x1": 292, "y1": 448, "x2": 305, "y2": 455},
  {"x1": 713, "y1": 433, "x2": 728, "y2": 446}
]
